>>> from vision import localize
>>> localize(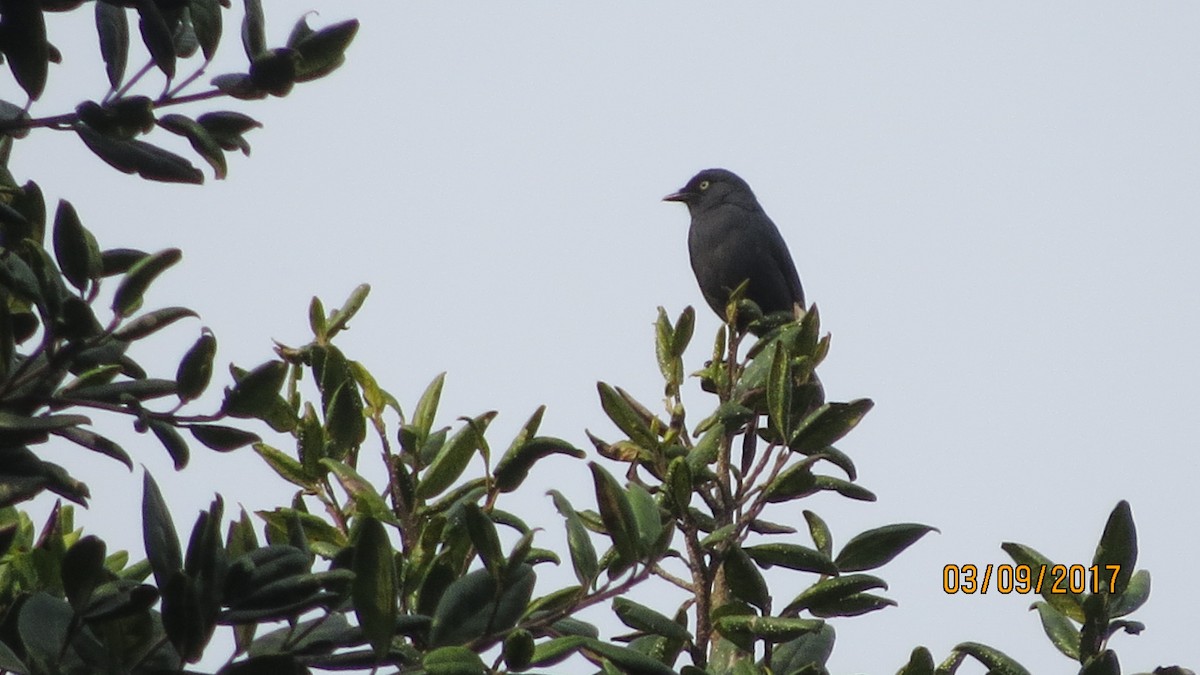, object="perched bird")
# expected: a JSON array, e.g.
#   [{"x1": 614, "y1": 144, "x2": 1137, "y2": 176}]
[{"x1": 663, "y1": 169, "x2": 805, "y2": 327}]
